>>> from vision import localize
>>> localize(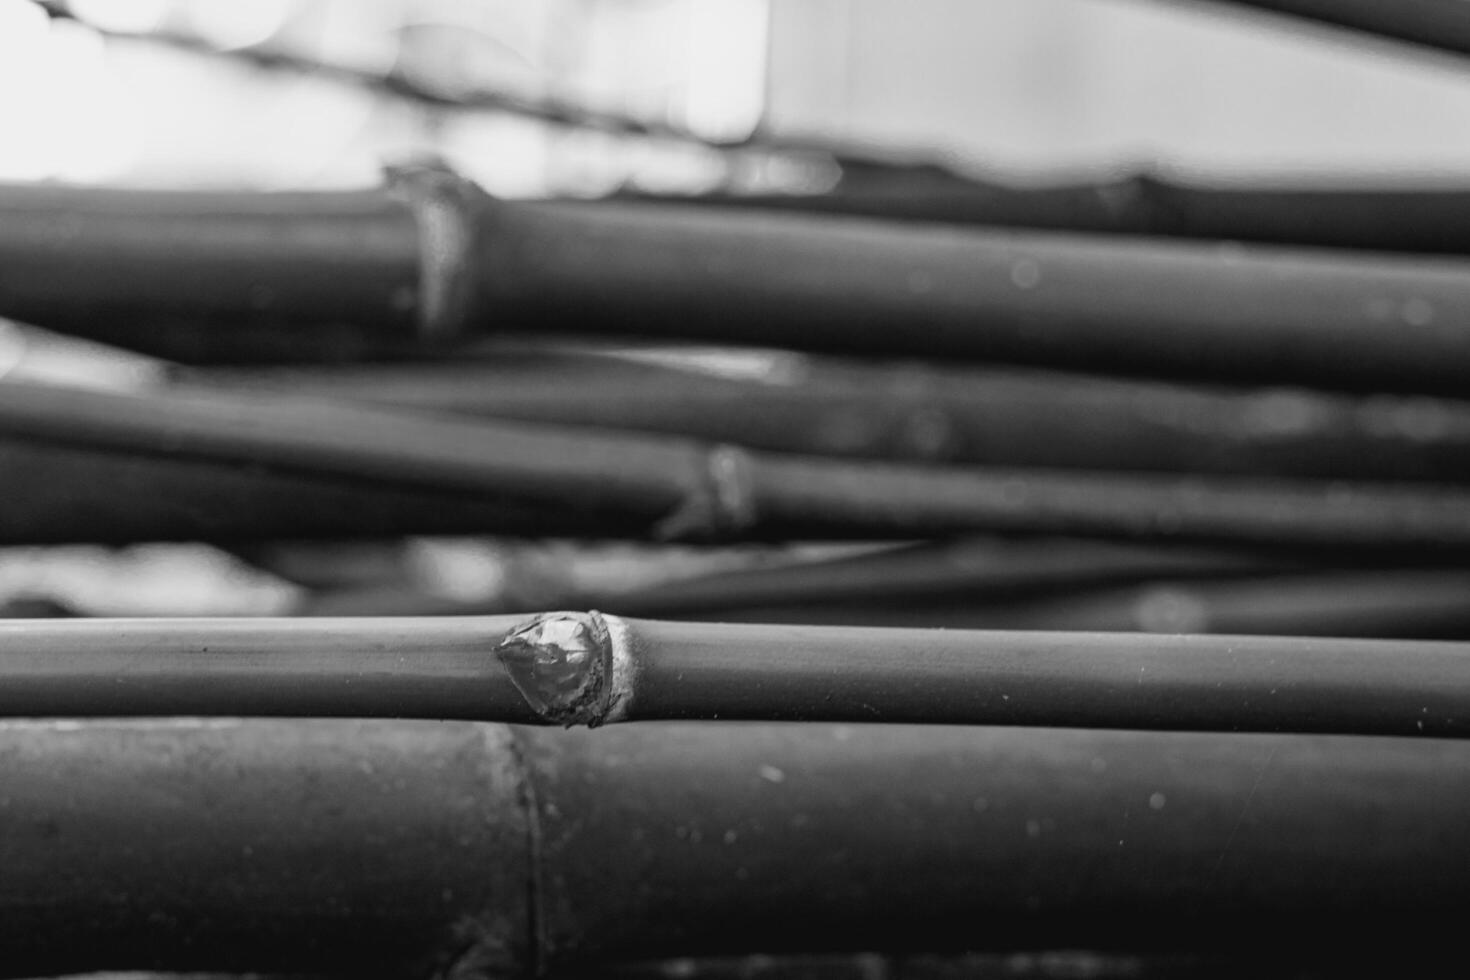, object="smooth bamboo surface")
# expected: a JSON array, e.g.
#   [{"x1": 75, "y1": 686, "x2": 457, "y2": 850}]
[
  {"x1": 0, "y1": 614, "x2": 1465, "y2": 737},
  {"x1": 3, "y1": 718, "x2": 1467, "y2": 974}
]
